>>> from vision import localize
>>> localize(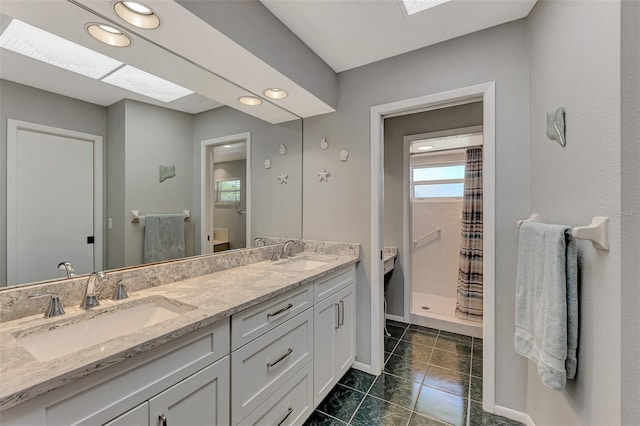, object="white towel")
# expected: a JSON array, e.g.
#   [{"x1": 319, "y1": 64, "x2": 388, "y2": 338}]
[
  {"x1": 143, "y1": 214, "x2": 185, "y2": 264},
  {"x1": 514, "y1": 221, "x2": 578, "y2": 390}
]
